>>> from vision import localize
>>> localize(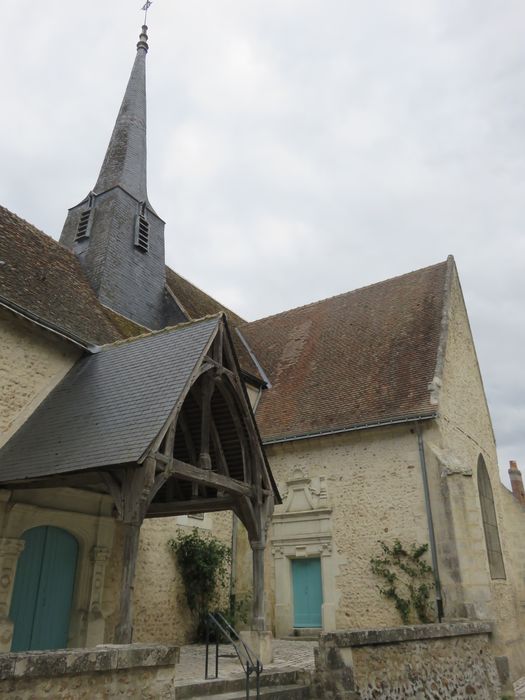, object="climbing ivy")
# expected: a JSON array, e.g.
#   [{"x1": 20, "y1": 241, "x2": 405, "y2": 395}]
[
  {"x1": 168, "y1": 529, "x2": 231, "y2": 637},
  {"x1": 370, "y1": 540, "x2": 435, "y2": 625}
]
